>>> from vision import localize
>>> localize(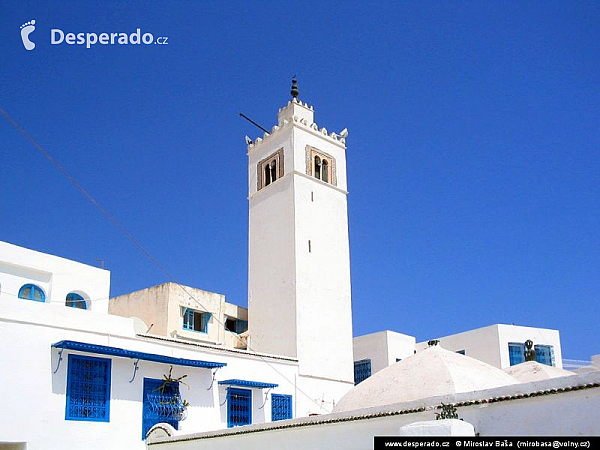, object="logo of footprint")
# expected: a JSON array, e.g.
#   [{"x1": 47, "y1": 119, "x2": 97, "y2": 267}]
[{"x1": 20, "y1": 20, "x2": 36, "y2": 50}]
